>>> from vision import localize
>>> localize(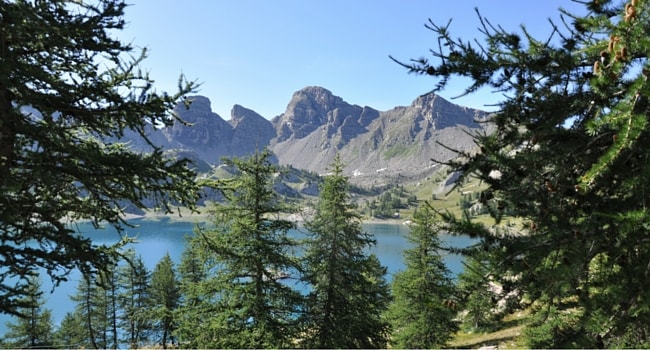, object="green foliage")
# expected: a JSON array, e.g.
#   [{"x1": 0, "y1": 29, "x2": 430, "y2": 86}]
[
  {"x1": 396, "y1": 0, "x2": 650, "y2": 346},
  {"x1": 69, "y1": 273, "x2": 111, "y2": 349},
  {"x1": 383, "y1": 143, "x2": 417, "y2": 160},
  {"x1": 176, "y1": 149, "x2": 303, "y2": 349},
  {"x1": 174, "y1": 245, "x2": 210, "y2": 347},
  {"x1": 386, "y1": 205, "x2": 458, "y2": 348},
  {"x1": 0, "y1": 0, "x2": 200, "y2": 316},
  {"x1": 57, "y1": 250, "x2": 154, "y2": 349},
  {"x1": 99, "y1": 267, "x2": 121, "y2": 349},
  {"x1": 53, "y1": 311, "x2": 86, "y2": 348},
  {"x1": 457, "y1": 252, "x2": 499, "y2": 331},
  {"x1": 1, "y1": 275, "x2": 54, "y2": 349},
  {"x1": 366, "y1": 184, "x2": 417, "y2": 218},
  {"x1": 150, "y1": 253, "x2": 180, "y2": 349},
  {"x1": 458, "y1": 193, "x2": 473, "y2": 209},
  {"x1": 116, "y1": 250, "x2": 152, "y2": 349},
  {"x1": 523, "y1": 305, "x2": 589, "y2": 348},
  {"x1": 301, "y1": 154, "x2": 391, "y2": 348}
]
